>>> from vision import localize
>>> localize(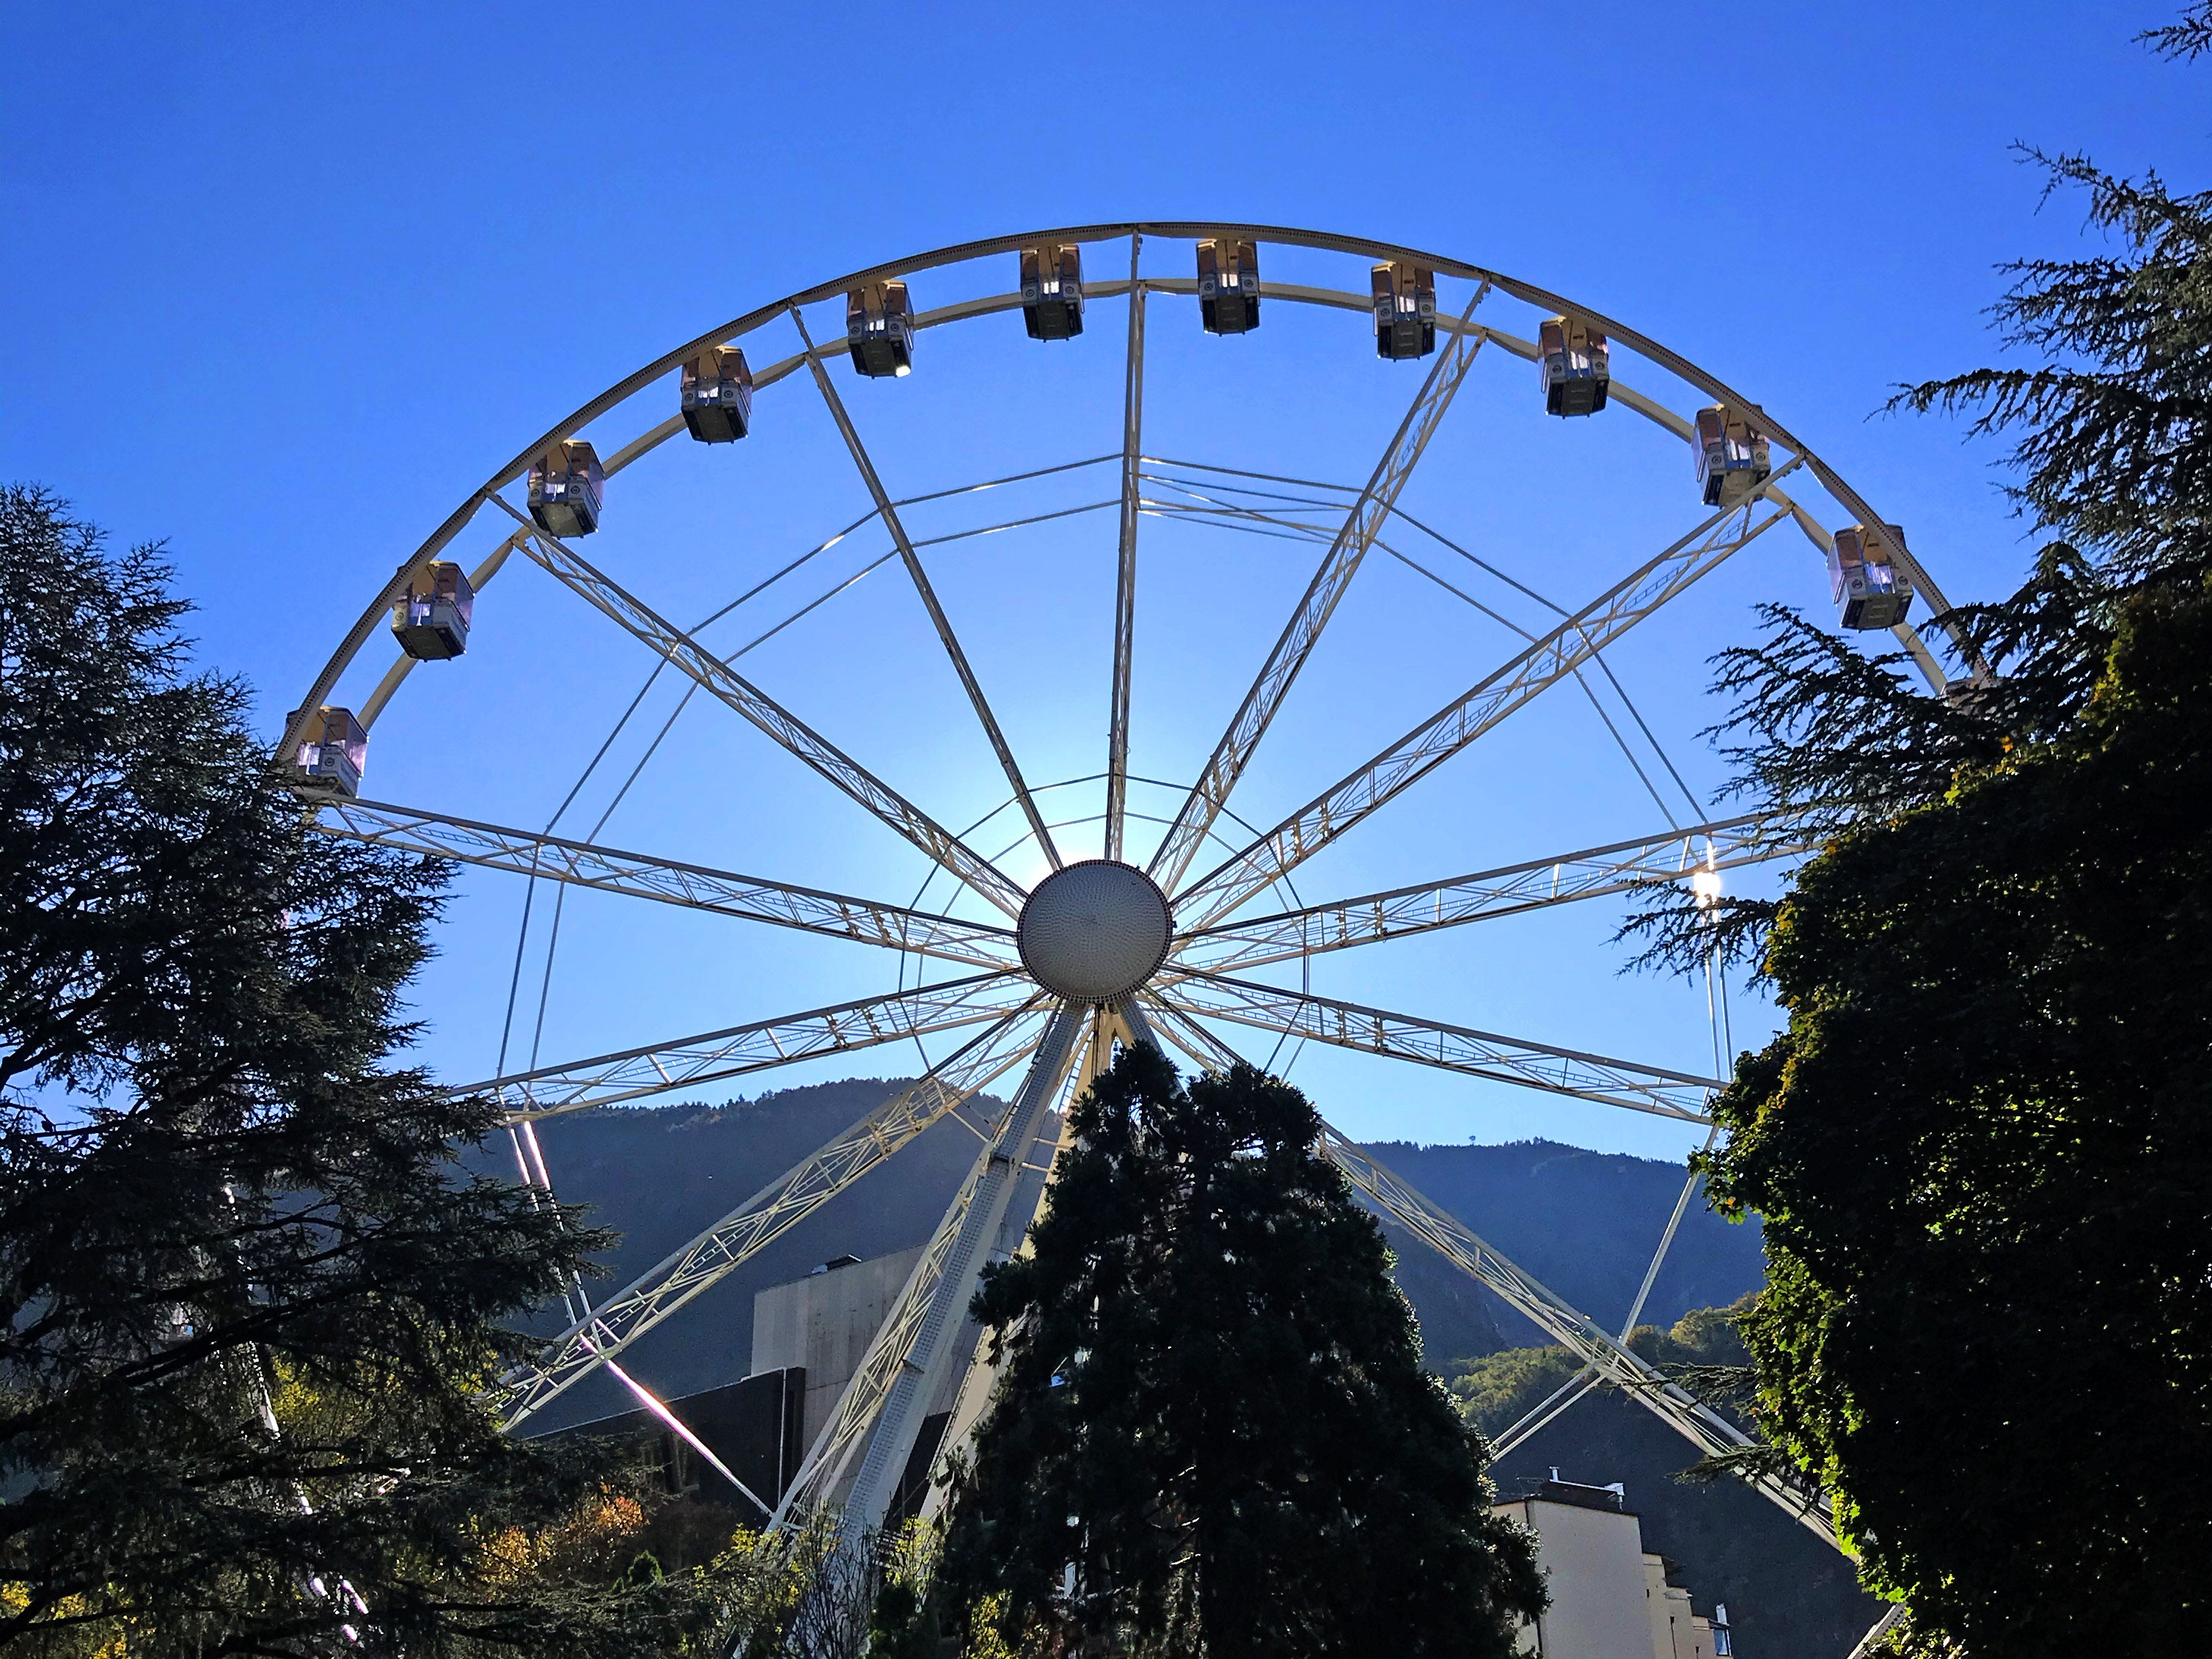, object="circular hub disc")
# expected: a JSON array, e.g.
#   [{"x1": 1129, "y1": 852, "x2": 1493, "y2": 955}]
[{"x1": 1015, "y1": 860, "x2": 1173, "y2": 1004}]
